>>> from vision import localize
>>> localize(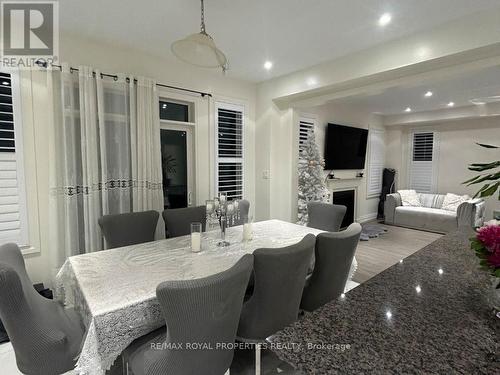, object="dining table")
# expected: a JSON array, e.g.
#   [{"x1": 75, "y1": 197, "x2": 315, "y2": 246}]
[{"x1": 55, "y1": 219, "x2": 358, "y2": 375}]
